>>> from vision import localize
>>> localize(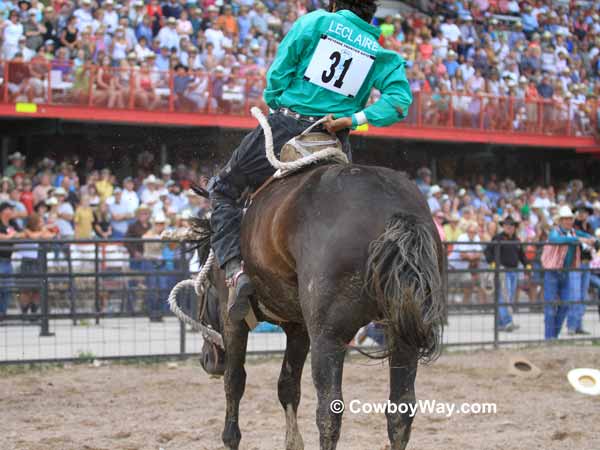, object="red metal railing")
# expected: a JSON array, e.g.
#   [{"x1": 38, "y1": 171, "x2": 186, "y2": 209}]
[{"x1": 0, "y1": 60, "x2": 597, "y2": 137}]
